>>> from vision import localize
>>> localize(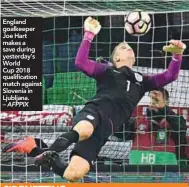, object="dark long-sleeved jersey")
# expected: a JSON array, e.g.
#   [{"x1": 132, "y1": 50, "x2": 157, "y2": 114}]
[{"x1": 75, "y1": 33, "x2": 182, "y2": 129}]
